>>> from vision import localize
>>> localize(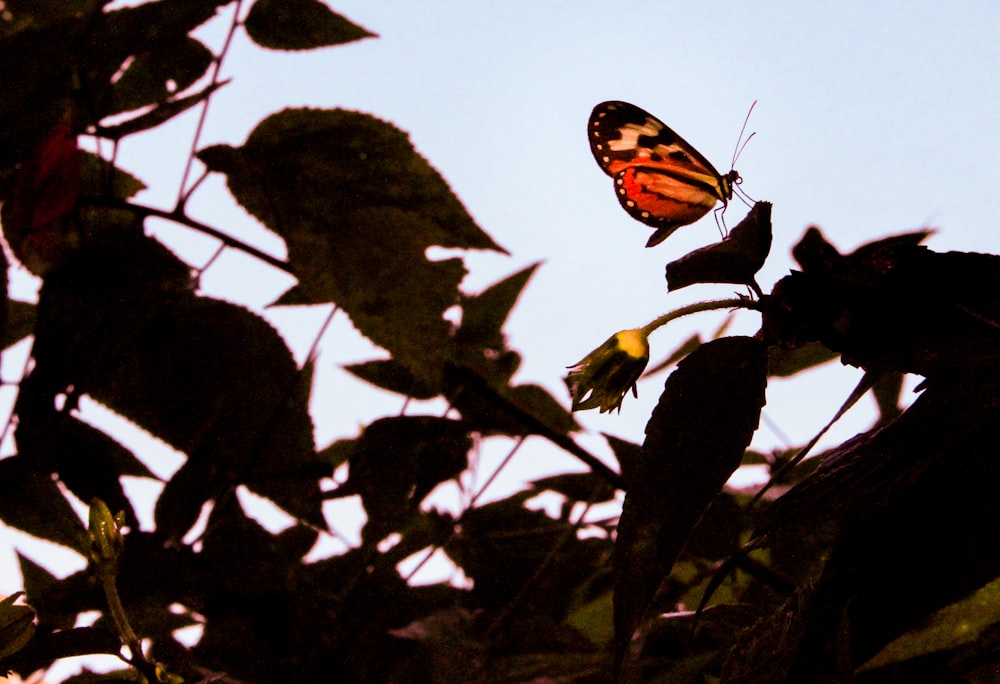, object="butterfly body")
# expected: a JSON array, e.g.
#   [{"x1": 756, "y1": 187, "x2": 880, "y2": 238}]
[{"x1": 589, "y1": 101, "x2": 739, "y2": 247}]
